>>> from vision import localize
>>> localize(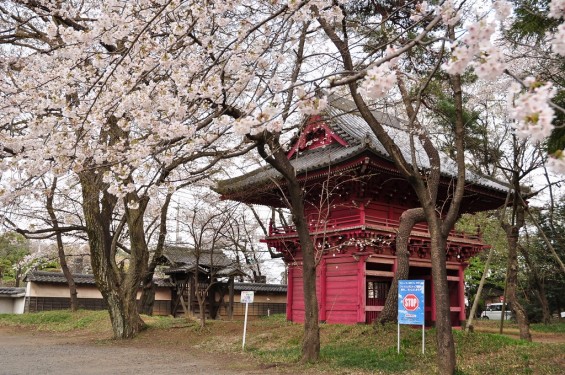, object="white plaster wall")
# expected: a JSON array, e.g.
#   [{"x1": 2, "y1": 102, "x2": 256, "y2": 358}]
[
  {"x1": 13, "y1": 297, "x2": 25, "y2": 314},
  {"x1": 0, "y1": 298, "x2": 13, "y2": 313},
  {"x1": 27, "y1": 282, "x2": 172, "y2": 301},
  {"x1": 232, "y1": 293, "x2": 286, "y2": 303},
  {"x1": 28, "y1": 283, "x2": 103, "y2": 298},
  {"x1": 0, "y1": 297, "x2": 24, "y2": 313}
]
